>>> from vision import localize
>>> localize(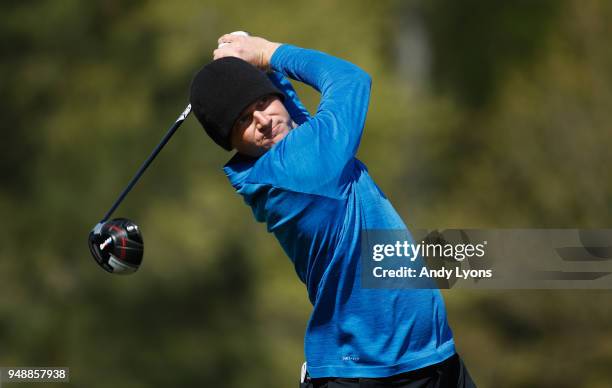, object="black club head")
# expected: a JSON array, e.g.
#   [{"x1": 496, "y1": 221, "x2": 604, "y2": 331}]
[{"x1": 88, "y1": 218, "x2": 144, "y2": 274}]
